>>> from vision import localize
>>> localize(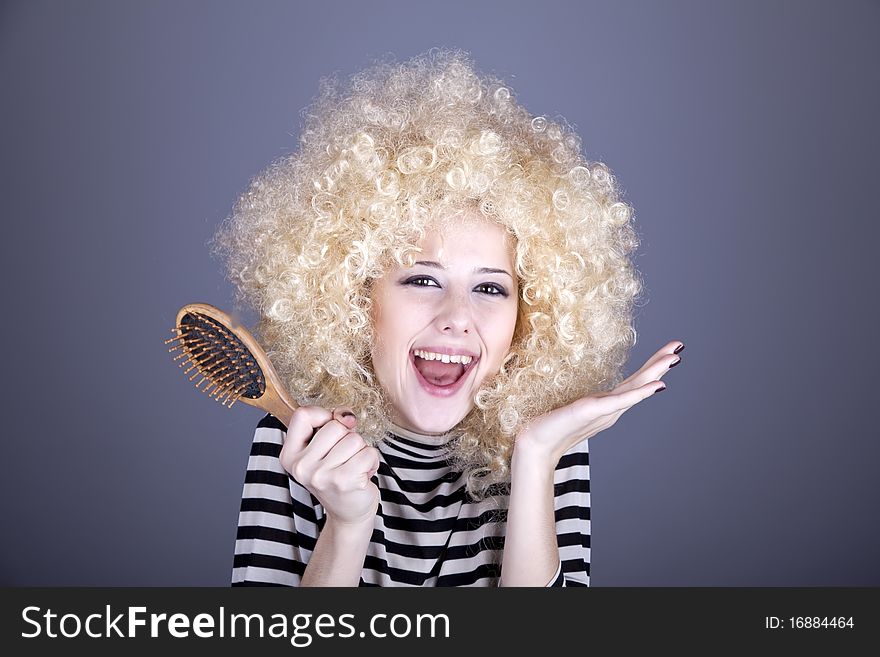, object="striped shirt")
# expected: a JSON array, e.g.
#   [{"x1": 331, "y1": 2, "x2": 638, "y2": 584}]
[{"x1": 232, "y1": 413, "x2": 591, "y2": 586}]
